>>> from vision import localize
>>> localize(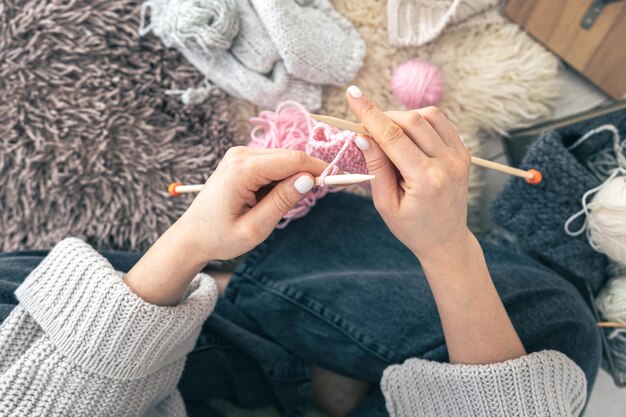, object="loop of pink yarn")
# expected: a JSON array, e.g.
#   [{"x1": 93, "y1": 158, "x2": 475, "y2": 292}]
[
  {"x1": 248, "y1": 101, "x2": 314, "y2": 151},
  {"x1": 248, "y1": 101, "x2": 363, "y2": 229}
]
